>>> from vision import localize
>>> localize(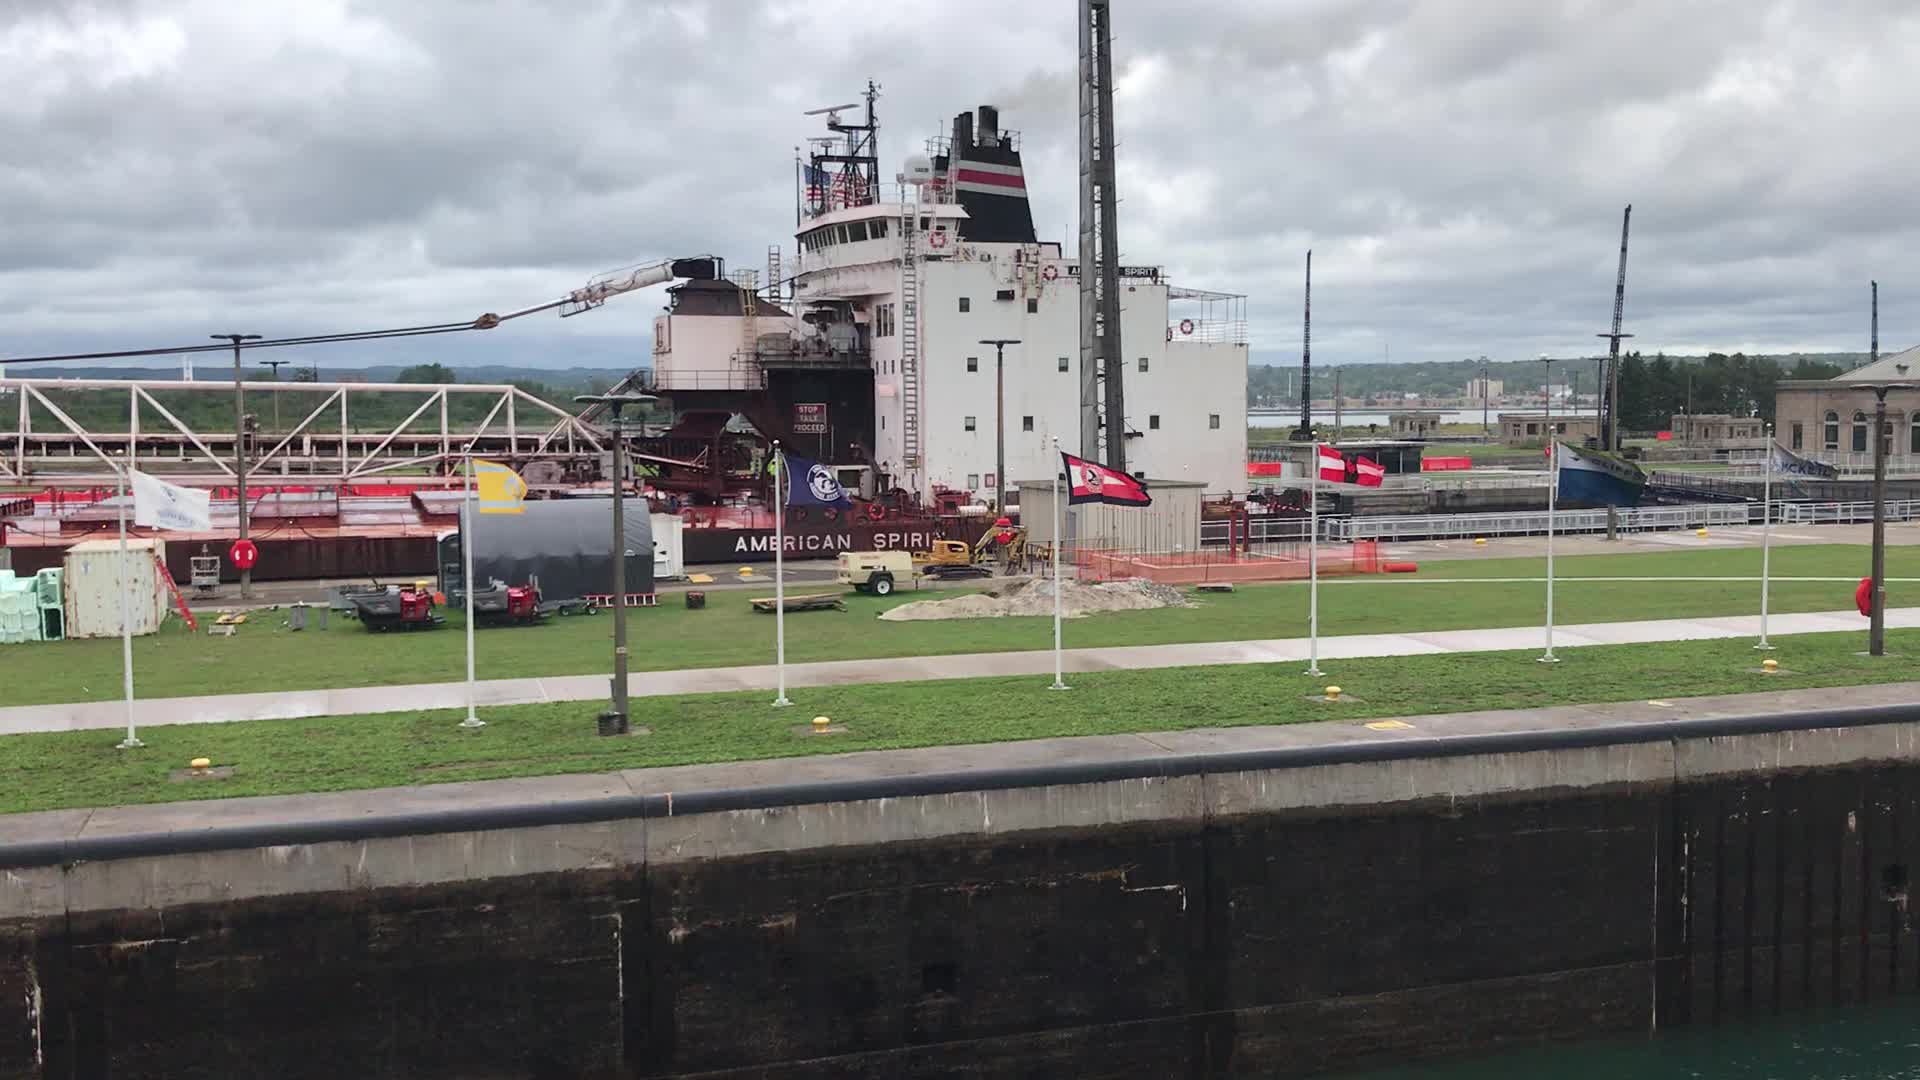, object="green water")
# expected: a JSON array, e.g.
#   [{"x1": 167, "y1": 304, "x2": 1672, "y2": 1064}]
[{"x1": 1344, "y1": 1000, "x2": 1920, "y2": 1079}]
